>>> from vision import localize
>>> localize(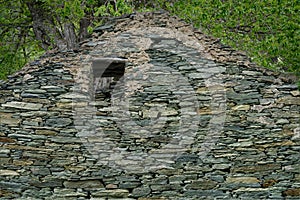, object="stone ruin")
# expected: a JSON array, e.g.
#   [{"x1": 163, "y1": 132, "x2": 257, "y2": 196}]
[{"x1": 0, "y1": 11, "x2": 299, "y2": 199}]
